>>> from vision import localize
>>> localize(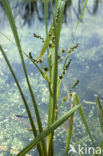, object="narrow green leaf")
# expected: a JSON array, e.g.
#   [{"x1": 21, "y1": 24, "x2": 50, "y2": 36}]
[
  {"x1": 73, "y1": 0, "x2": 88, "y2": 38},
  {"x1": 17, "y1": 104, "x2": 81, "y2": 156},
  {"x1": 0, "y1": 31, "x2": 15, "y2": 45},
  {"x1": 95, "y1": 95, "x2": 103, "y2": 134},
  {"x1": 44, "y1": 0, "x2": 48, "y2": 34},
  {"x1": 47, "y1": 2, "x2": 65, "y2": 154},
  {"x1": 38, "y1": 23, "x2": 54, "y2": 60},
  {"x1": 65, "y1": 95, "x2": 75, "y2": 156},
  {"x1": 74, "y1": 93, "x2": 95, "y2": 146},
  {"x1": 52, "y1": 0, "x2": 65, "y2": 122}
]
